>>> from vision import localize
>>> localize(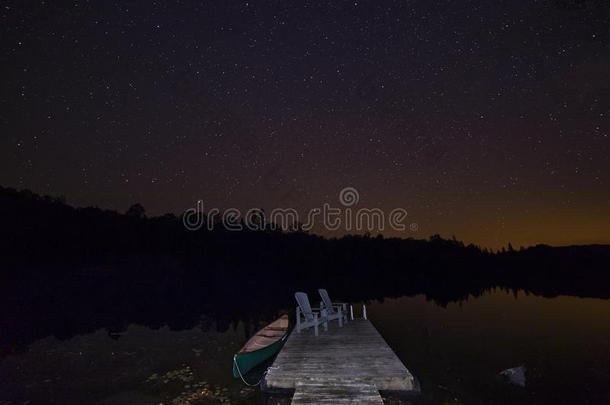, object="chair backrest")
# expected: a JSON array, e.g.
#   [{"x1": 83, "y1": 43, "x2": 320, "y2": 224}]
[
  {"x1": 295, "y1": 292, "x2": 314, "y2": 322},
  {"x1": 318, "y1": 289, "x2": 336, "y2": 314}
]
